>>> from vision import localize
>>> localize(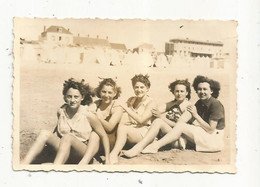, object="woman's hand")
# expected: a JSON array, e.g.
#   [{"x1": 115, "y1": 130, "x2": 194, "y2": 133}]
[
  {"x1": 152, "y1": 107, "x2": 161, "y2": 118},
  {"x1": 187, "y1": 105, "x2": 198, "y2": 117}
]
